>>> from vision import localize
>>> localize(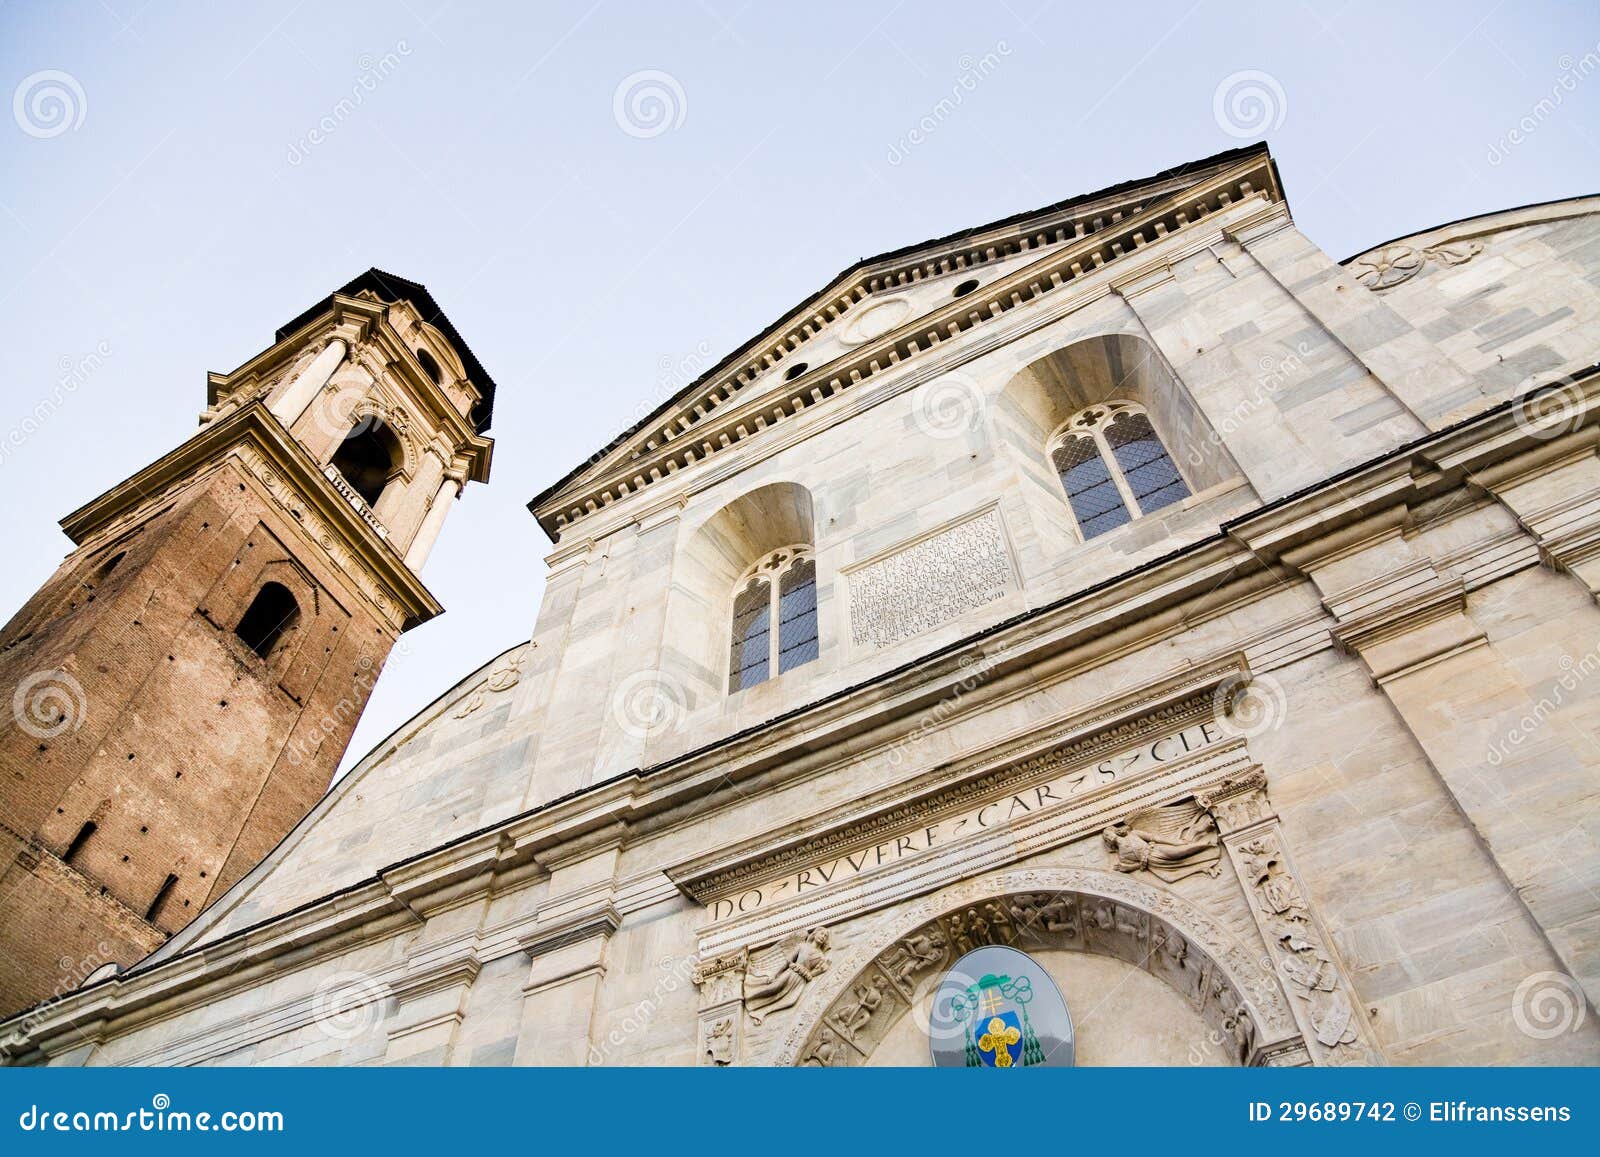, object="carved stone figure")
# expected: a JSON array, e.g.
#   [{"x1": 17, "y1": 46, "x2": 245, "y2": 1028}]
[
  {"x1": 947, "y1": 910, "x2": 974, "y2": 954},
  {"x1": 1036, "y1": 893, "x2": 1077, "y2": 937},
  {"x1": 1240, "y1": 839, "x2": 1307, "y2": 922},
  {"x1": 983, "y1": 902, "x2": 1015, "y2": 944},
  {"x1": 1103, "y1": 801, "x2": 1222, "y2": 883},
  {"x1": 881, "y1": 927, "x2": 946, "y2": 986},
  {"x1": 801, "y1": 1026, "x2": 842, "y2": 1067},
  {"x1": 1153, "y1": 925, "x2": 1188, "y2": 971},
  {"x1": 1225, "y1": 1002, "x2": 1255, "y2": 1065},
  {"x1": 1309, "y1": 987, "x2": 1358, "y2": 1049},
  {"x1": 831, "y1": 975, "x2": 890, "y2": 1041},
  {"x1": 704, "y1": 1016, "x2": 734, "y2": 1066},
  {"x1": 745, "y1": 927, "x2": 831, "y2": 1024}
]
